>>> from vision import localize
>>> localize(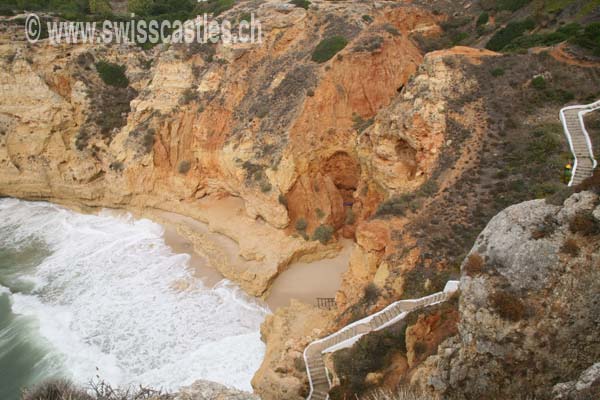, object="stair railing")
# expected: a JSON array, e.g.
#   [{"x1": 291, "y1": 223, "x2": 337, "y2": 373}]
[
  {"x1": 559, "y1": 100, "x2": 599, "y2": 186},
  {"x1": 303, "y1": 280, "x2": 459, "y2": 400}
]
